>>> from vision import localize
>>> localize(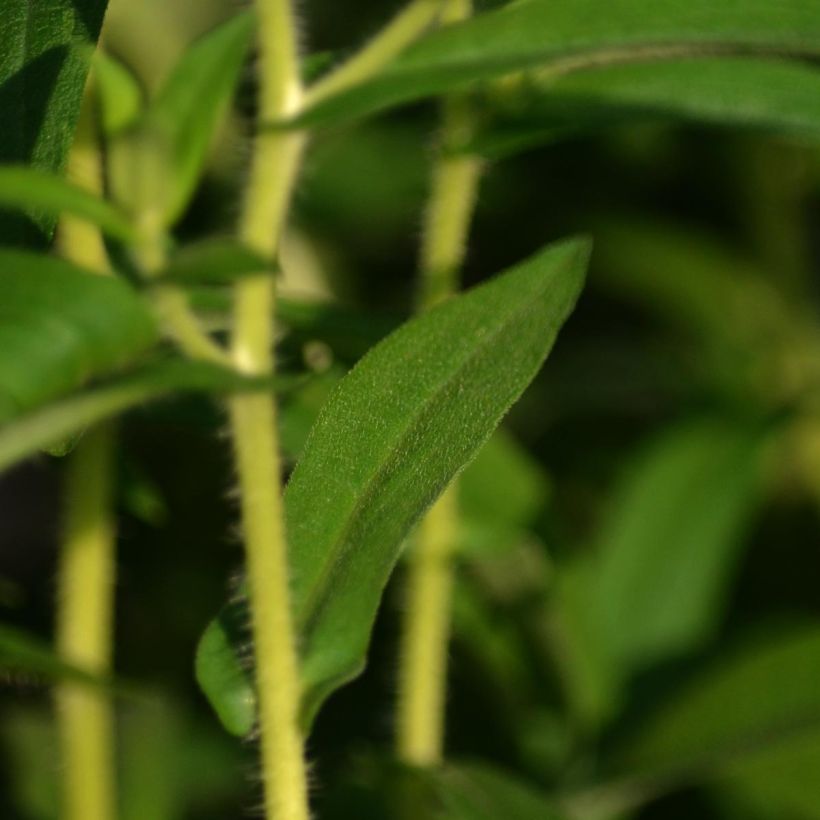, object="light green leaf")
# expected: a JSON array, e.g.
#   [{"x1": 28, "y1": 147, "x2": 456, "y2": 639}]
[
  {"x1": 0, "y1": 167, "x2": 136, "y2": 241},
  {"x1": 0, "y1": 360, "x2": 276, "y2": 475},
  {"x1": 93, "y1": 50, "x2": 144, "y2": 136},
  {"x1": 116, "y1": 12, "x2": 254, "y2": 225},
  {"x1": 0, "y1": 0, "x2": 108, "y2": 244},
  {"x1": 0, "y1": 251, "x2": 157, "y2": 422},
  {"x1": 611, "y1": 625, "x2": 820, "y2": 797},
  {"x1": 297, "y1": 0, "x2": 820, "y2": 127},
  {"x1": 594, "y1": 417, "x2": 771, "y2": 678},
  {"x1": 160, "y1": 238, "x2": 273, "y2": 284},
  {"x1": 473, "y1": 58, "x2": 820, "y2": 159},
  {"x1": 197, "y1": 236, "x2": 590, "y2": 735}
]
